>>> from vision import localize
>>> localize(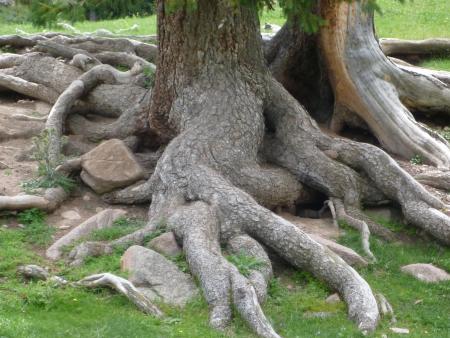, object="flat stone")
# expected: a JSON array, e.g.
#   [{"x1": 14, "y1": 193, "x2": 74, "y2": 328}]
[
  {"x1": 279, "y1": 212, "x2": 341, "y2": 240},
  {"x1": 46, "y1": 209, "x2": 126, "y2": 260},
  {"x1": 80, "y1": 139, "x2": 144, "y2": 194},
  {"x1": 61, "y1": 210, "x2": 81, "y2": 220},
  {"x1": 304, "y1": 312, "x2": 334, "y2": 319},
  {"x1": 390, "y1": 327, "x2": 410, "y2": 334},
  {"x1": 325, "y1": 293, "x2": 341, "y2": 304},
  {"x1": 365, "y1": 206, "x2": 403, "y2": 223},
  {"x1": 400, "y1": 264, "x2": 450, "y2": 283},
  {"x1": 148, "y1": 232, "x2": 182, "y2": 257},
  {"x1": 121, "y1": 246, "x2": 198, "y2": 307}
]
